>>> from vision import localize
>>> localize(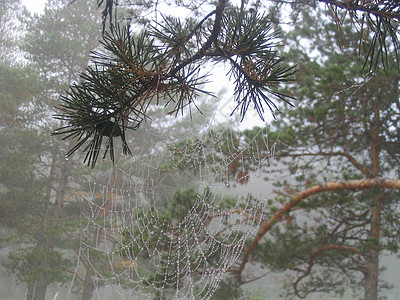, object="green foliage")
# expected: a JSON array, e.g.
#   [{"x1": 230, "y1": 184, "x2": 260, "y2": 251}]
[
  {"x1": 217, "y1": 9, "x2": 296, "y2": 120},
  {"x1": 116, "y1": 188, "x2": 210, "y2": 259},
  {"x1": 163, "y1": 188, "x2": 203, "y2": 222},
  {"x1": 54, "y1": 3, "x2": 296, "y2": 168},
  {"x1": 0, "y1": 60, "x2": 46, "y2": 227},
  {"x1": 247, "y1": 287, "x2": 269, "y2": 300},
  {"x1": 221, "y1": 4, "x2": 400, "y2": 298},
  {"x1": 0, "y1": 128, "x2": 47, "y2": 225},
  {"x1": 0, "y1": 63, "x2": 42, "y2": 126},
  {"x1": 0, "y1": 1, "x2": 105, "y2": 298},
  {"x1": 211, "y1": 276, "x2": 245, "y2": 299},
  {"x1": 5, "y1": 245, "x2": 71, "y2": 286},
  {"x1": 23, "y1": 0, "x2": 100, "y2": 89}
]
